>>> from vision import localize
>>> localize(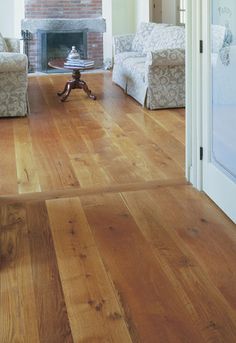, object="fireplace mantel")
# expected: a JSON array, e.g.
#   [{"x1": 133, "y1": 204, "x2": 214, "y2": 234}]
[{"x1": 22, "y1": 18, "x2": 106, "y2": 34}]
